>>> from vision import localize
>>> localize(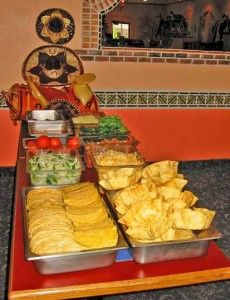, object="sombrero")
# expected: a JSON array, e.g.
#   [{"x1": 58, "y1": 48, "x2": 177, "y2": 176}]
[
  {"x1": 22, "y1": 45, "x2": 84, "y2": 86},
  {"x1": 36, "y1": 8, "x2": 75, "y2": 44}
]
